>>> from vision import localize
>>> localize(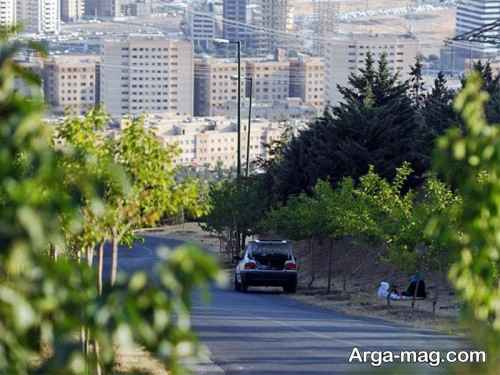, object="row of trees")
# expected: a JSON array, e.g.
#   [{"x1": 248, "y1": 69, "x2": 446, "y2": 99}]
[
  {"x1": 0, "y1": 29, "x2": 220, "y2": 373},
  {"x1": 261, "y1": 54, "x2": 500, "y2": 203},
  {"x1": 264, "y1": 164, "x2": 459, "y2": 300}
]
